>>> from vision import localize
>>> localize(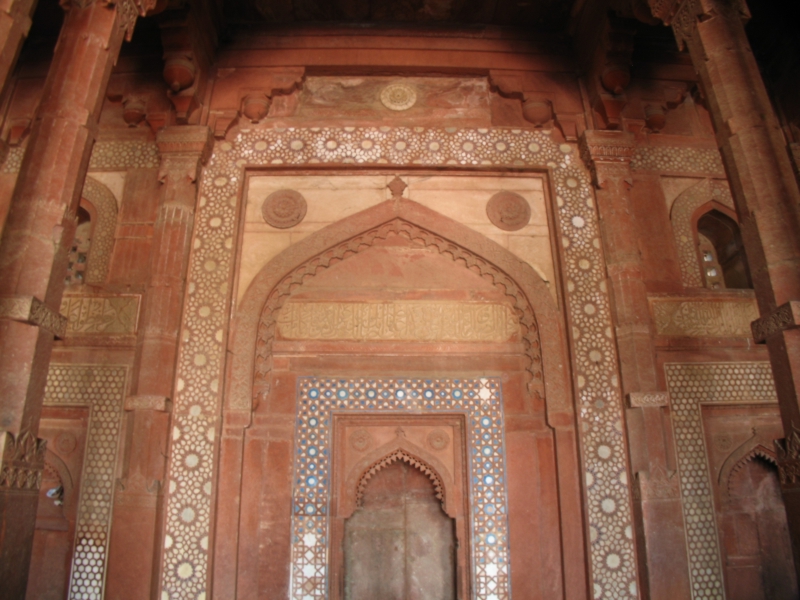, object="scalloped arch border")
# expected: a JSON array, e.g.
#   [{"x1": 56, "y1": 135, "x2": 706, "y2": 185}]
[
  {"x1": 356, "y1": 448, "x2": 446, "y2": 508},
  {"x1": 228, "y1": 199, "x2": 567, "y2": 418},
  {"x1": 160, "y1": 126, "x2": 639, "y2": 600}
]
